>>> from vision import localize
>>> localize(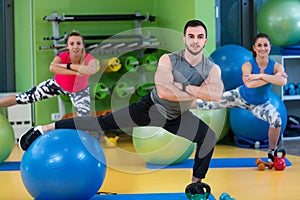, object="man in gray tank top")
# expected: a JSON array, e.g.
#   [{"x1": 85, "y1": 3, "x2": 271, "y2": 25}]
[{"x1": 19, "y1": 20, "x2": 224, "y2": 191}]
